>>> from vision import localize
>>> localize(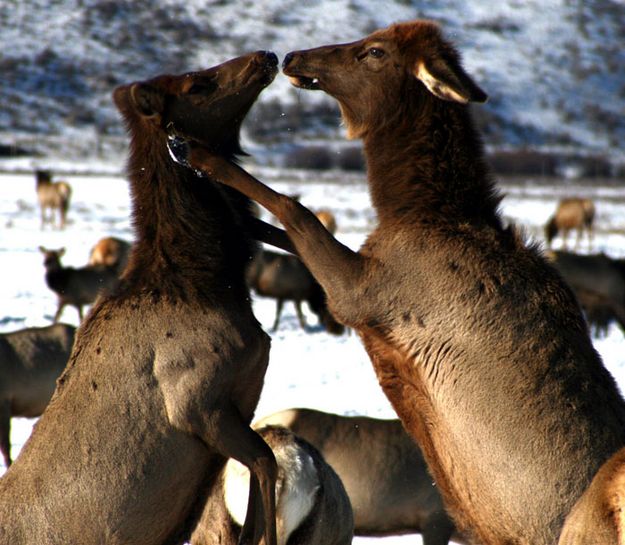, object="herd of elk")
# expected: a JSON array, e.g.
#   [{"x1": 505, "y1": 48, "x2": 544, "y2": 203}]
[
  {"x1": 255, "y1": 408, "x2": 464, "y2": 545},
  {"x1": 3, "y1": 17, "x2": 624, "y2": 545},
  {"x1": 35, "y1": 169, "x2": 72, "y2": 230},
  {"x1": 190, "y1": 425, "x2": 353, "y2": 545},
  {"x1": 178, "y1": 20, "x2": 625, "y2": 545},
  {"x1": 0, "y1": 323, "x2": 75, "y2": 468},
  {"x1": 0, "y1": 52, "x2": 289, "y2": 545},
  {"x1": 545, "y1": 197, "x2": 596, "y2": 250}
]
